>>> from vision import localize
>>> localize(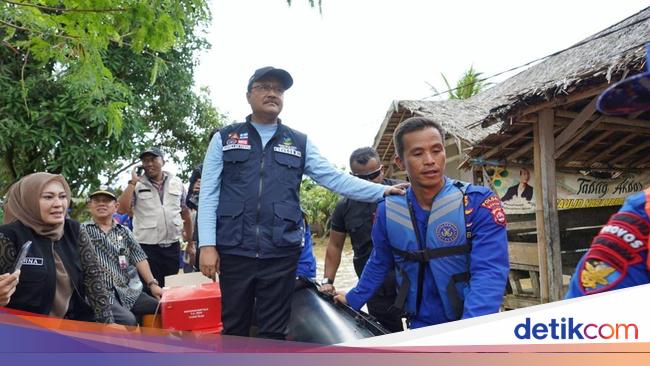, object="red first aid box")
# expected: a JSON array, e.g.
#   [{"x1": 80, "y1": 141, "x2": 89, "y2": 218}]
[{"x1": 161, "y1": 276, "x2": 222, "y2": 332}]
